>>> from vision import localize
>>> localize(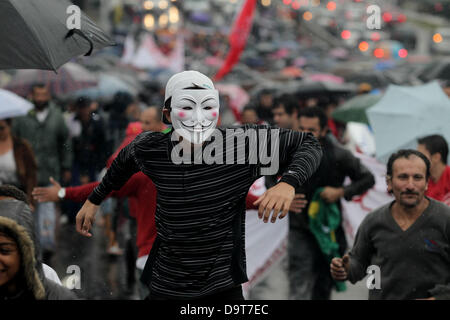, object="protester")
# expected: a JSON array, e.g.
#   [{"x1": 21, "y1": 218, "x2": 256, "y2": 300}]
[
  {"x1": 32, "y1": 112, "x2": 272, "y2": 299},
  {"x1": 330, "y1": 149, "x2": 450, "y2": 300},
  {"x1": 105, "y1": 91, "x2": 138, "y2": 152},
  {"x1": 290, "y1": 106, "x2": 375, "y2": 300},
  {"x1": 12, "y1": 84, "x2": 73, "y2": 264},
  {"x1": 139, "y1": 106, "x2": 167, "y2": 133},
  {"x1": 101, "y1": 121, "x2": 143, "y2": 257},
  {"x1": 33, "y1": 171, "x2": 155, "y2": 299},
  {"x1": 254, "y1": 89, "x2": 275, "y2": 125},
  {"x1": 74, "y1": 70, "x2": 322, "y2": 300},
  {"x1": 239, "y1": 106, "x2": 260, "y2": 125},
  {"x1": 246, "y1": 93, "x2": 303, "y2": 300},
  {"x1": 238, "y1": 104, "x2": 289, "y2": 299},
  {"x1": 71, "y1": 96, "x2": 108, "y2": 185},
  {"x1": 417, "y1": 134, "x2": 450, "y2": 205},
  {"x1": 32, "y1": 107, "x2": 168, "y2": 299},
  {"x1": 103, "y1": 107, "x2": 166, "y2": 257},
  {"x1": 0, "y1": 118, "x2": 37, "y2": 206},
  {"x1": 0, "y1": 185, "x2": 62, "y2": 285},
  {"x1": 272, "y1": 94, "x2": 299, "y2": 130},
  {"x1": 317, "y1": 96, "x2": 342, "y2": 140},
  {"x1": 0, "y1": 185, "x2": 76, "y2": 300}
]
